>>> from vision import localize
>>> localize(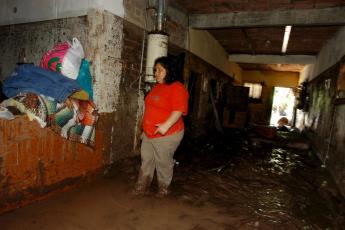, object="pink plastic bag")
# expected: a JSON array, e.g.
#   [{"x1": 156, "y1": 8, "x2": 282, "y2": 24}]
[
  {"x1": 40, "y1": 38, "x2": 85, "y2": 79},
  {"x1": 40, "y1": 41, "x2": 70, "y2": 73}
]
